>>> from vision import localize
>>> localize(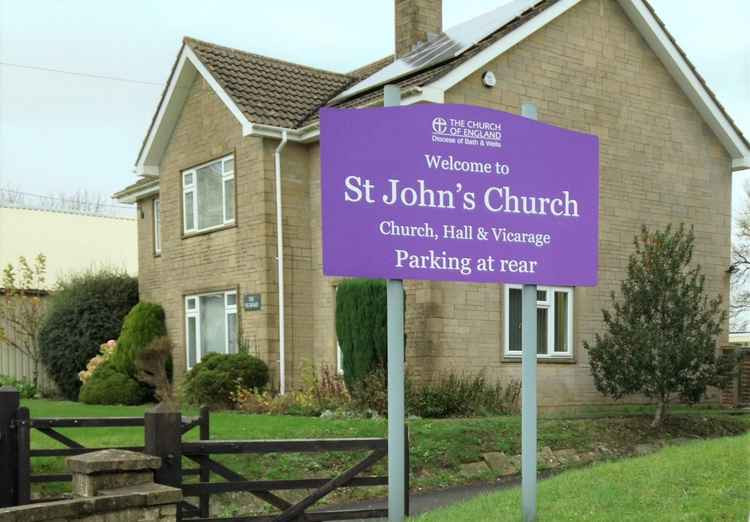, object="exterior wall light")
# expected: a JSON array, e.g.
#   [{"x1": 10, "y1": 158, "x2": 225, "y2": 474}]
[{"x1": 482, "y1": 71, "x2": 497, "y2": 88}]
